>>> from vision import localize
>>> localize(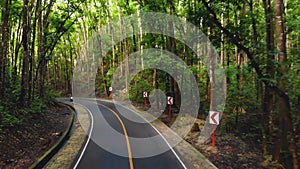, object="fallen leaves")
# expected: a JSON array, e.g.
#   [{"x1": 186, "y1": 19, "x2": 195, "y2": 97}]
[{"x1": 0, "y1": 105, "x2": 71, "y2": 169}]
